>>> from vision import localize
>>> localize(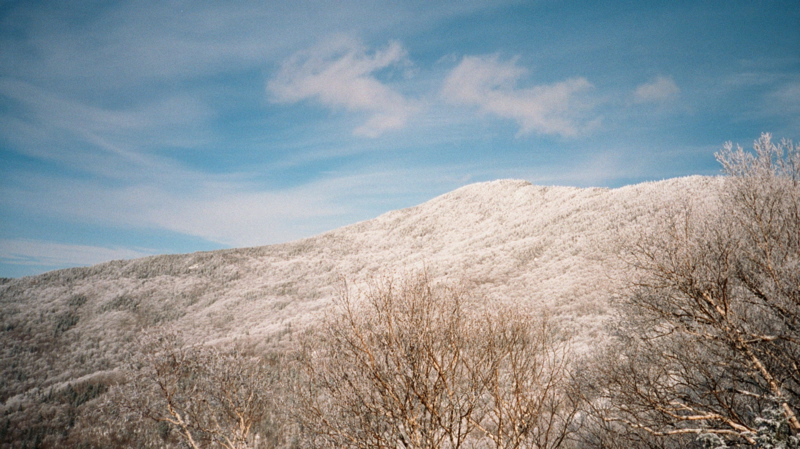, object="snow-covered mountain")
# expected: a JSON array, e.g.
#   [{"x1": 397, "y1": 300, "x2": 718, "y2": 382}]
[{"x1": 0, "y1": 176, "x2": 724, "y2": 404}]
